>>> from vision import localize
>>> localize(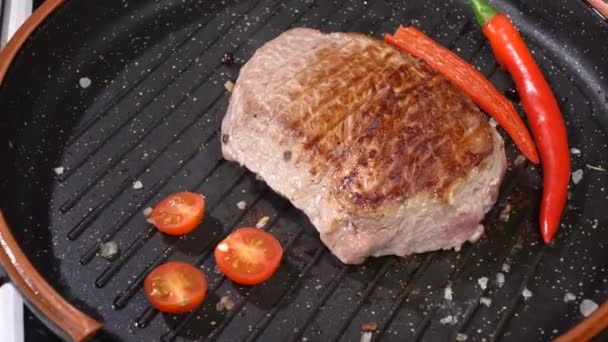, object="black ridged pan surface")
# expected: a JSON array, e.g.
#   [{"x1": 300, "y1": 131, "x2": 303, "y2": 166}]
[{"x1": 0, "y1": 0, "x2": 606, "y2": 341}]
